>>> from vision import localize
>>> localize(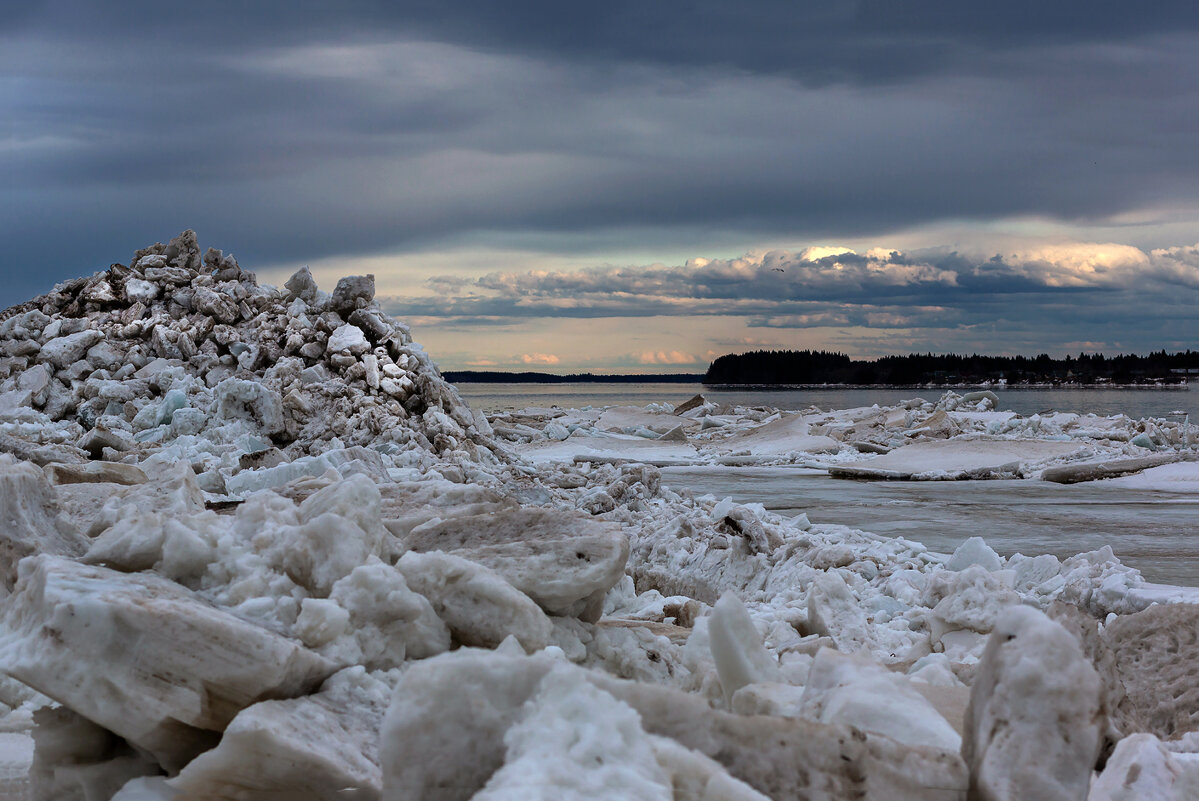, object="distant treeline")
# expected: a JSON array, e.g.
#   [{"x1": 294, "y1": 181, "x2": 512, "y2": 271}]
[
  {"x1": 444, "y1": 371, "x2": 706, "y2": 383},
  {"x1": 703, "y1": 350, "x2": 1199, "y2": 386}
]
